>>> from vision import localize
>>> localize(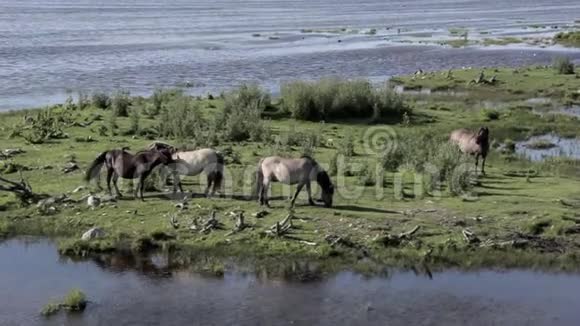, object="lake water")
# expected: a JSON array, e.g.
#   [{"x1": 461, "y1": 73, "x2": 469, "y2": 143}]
[
  {"x1": 2, "y1": 237, "x2": 580, "y2": 325},
  {"x1": 2, "y1": 0, "x2": 580, "y2": 110}
]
